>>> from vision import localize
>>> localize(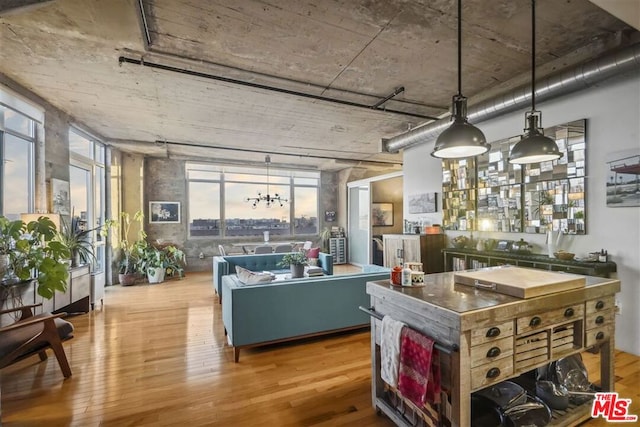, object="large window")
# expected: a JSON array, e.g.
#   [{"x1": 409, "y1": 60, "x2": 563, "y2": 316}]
[
  {"x1": 69, "y1": 128, "x2": 106, "y2": 272},
  {"x1": 187, "y1": 162, "x2": 319, "y2": 238},
  {"x1": 0, "y1": 104, "x2": 36, "y2": 219}
]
